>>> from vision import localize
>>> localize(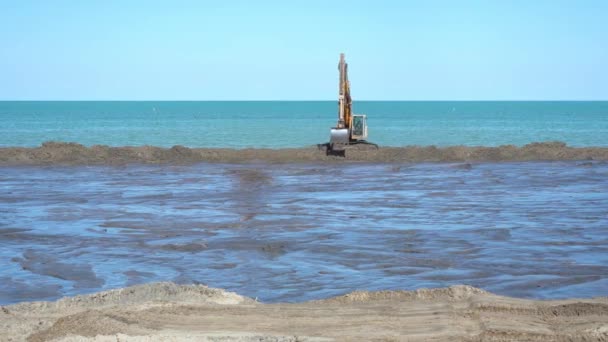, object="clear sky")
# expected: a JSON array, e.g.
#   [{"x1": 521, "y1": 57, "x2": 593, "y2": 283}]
[{"x1": 1, "y1": 0, "x2": 606, "y2": 100}]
